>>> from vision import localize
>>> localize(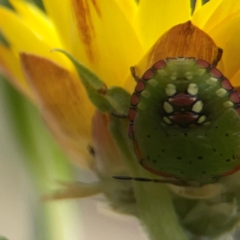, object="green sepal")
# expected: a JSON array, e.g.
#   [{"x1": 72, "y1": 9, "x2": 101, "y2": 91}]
[
  {"x1": 52, "y1": 49, "x2": 130, "y2": 114},
  {"x1": 107, "y1": 87, "x2": 130, "y2": 115},
  {"x1": 175, "y1": 197, "x2": 239, "y2": 237},
  {"x1": 0, "y1": 32, "x2": 10, "y2": 47}
]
